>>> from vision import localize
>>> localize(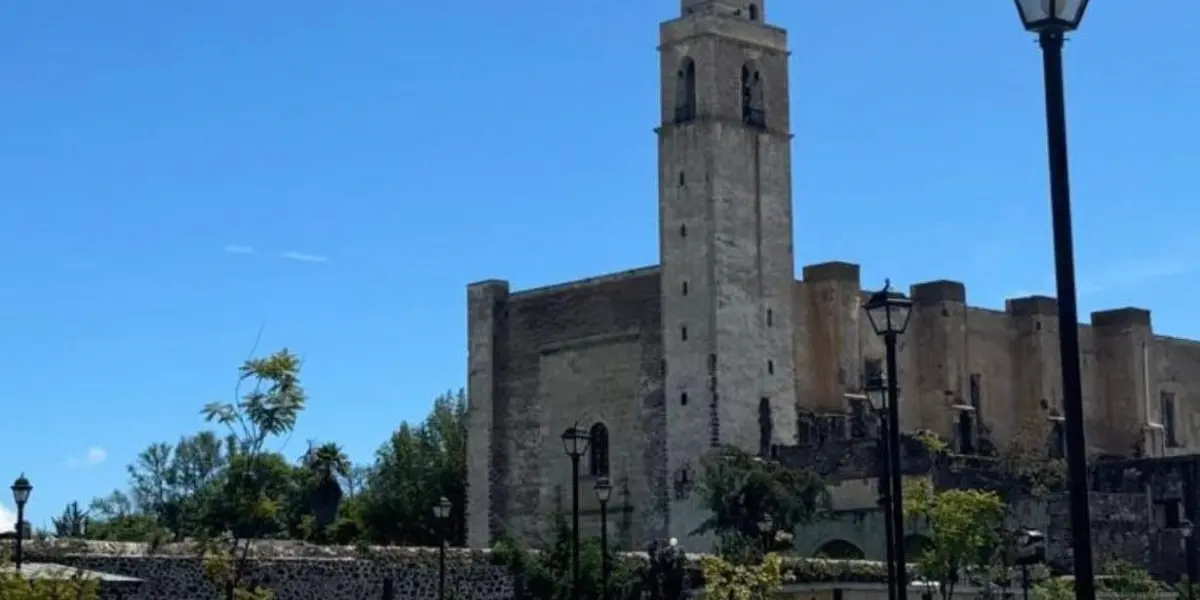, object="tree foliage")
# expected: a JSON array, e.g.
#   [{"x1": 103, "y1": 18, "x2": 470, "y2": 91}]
[
  {"x1": 68, "y1": 349, "x2": 467, "y2": 554},
  {"x1": 1034, "y1": 561, "x2": 1165, "y2": 600},
  {"x1": 699, "y1": 553, "x2": 783, "y2": 600},
  {"x1": 693, "y1": 445, "x2": 826, "y2": 562},
  {"x1": 903, "y1": 478, "x2": 1006, "y2": 600},
  {"x1": 489, "y1": 514, "x2": 647, "y2": 600}
]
